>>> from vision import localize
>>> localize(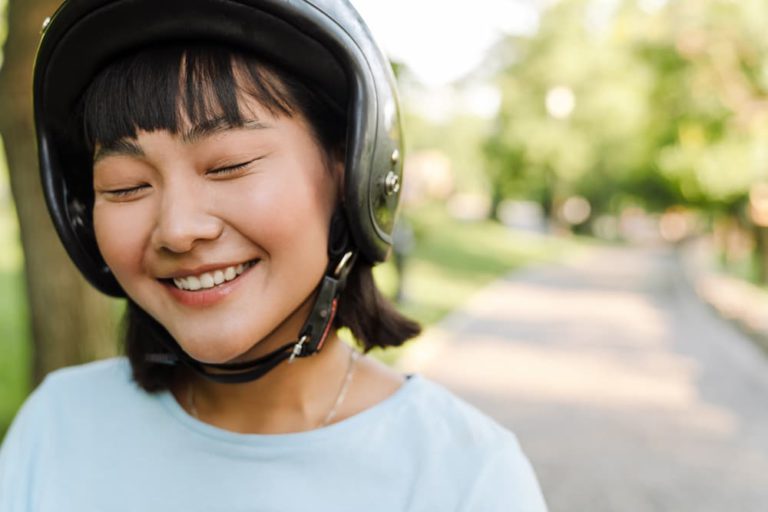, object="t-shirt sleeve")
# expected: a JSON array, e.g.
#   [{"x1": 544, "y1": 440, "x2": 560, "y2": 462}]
[
  {"x1": 457, "y1": 434, "x2": 548, "y2": 512},
  {"x1": 0, "y1": 380, "x2": 53, "y2": 512}
]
